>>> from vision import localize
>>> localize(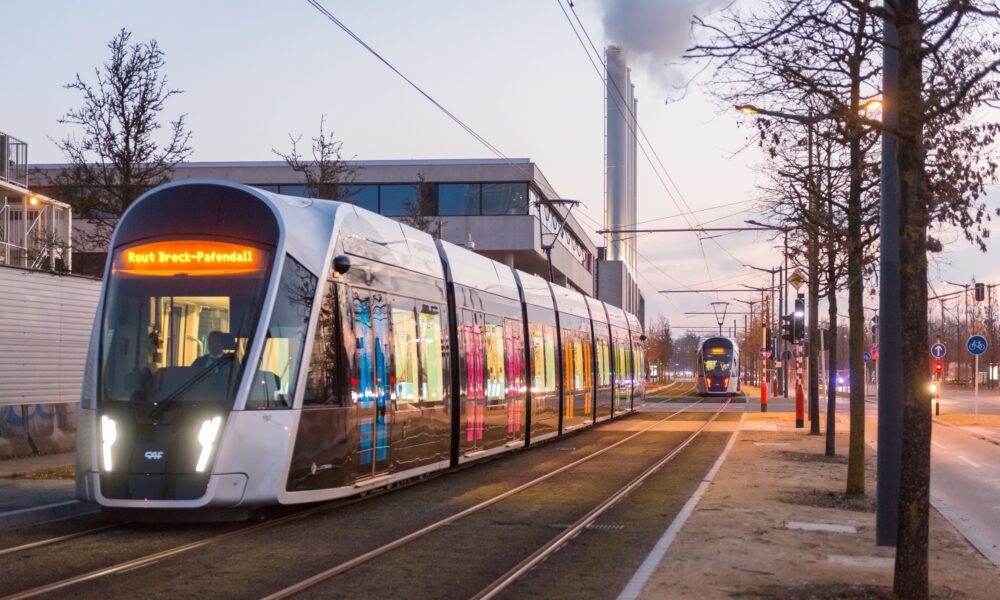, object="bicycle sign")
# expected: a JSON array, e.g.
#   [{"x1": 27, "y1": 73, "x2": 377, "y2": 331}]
[{"x1": 967, "y1": 335, "x2": 988, "y2": 356}]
